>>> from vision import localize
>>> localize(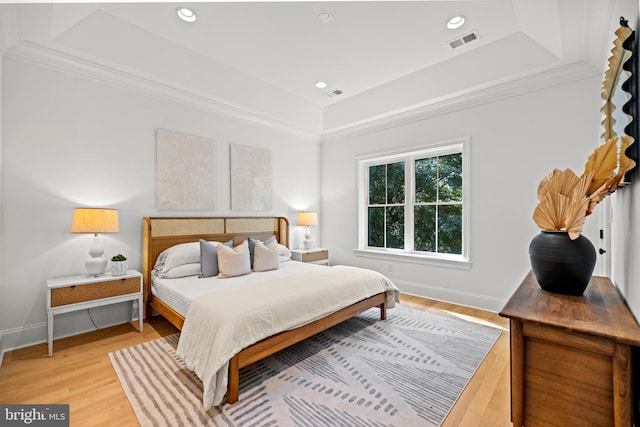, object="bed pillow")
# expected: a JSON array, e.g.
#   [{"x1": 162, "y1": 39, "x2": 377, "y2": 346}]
[
  {"x1": 153, "y1": 242, "x2": 201, "y2": 275},
  {"x1": 217, "y1": 240, "x2": 251, "y2": 278},
  {"x1": 248, "y1": 235, "x2": 276, "y2": 267},
  {"x1": 277, "y1": 243, "x2": 292, "y2": 262},
  {"x1": 162, "y1": 263, "x2": 202, "y2": 279},
  {"x1": 199, "y1": 239, "x2": 234, "y2": 278},
  {"x1": 253, "y1": 240, "x2": 280, "y2": 272}
]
